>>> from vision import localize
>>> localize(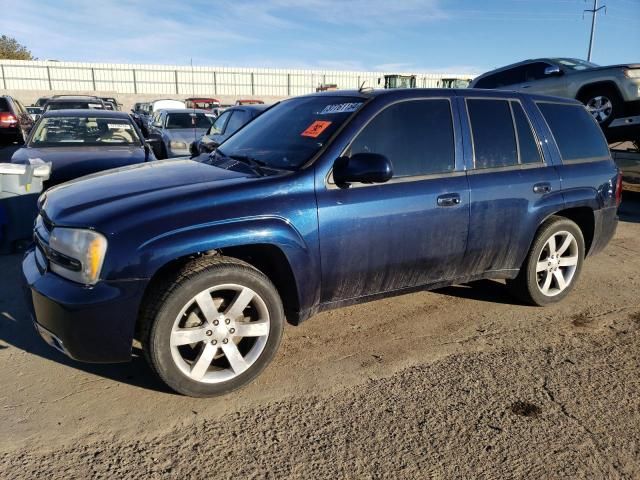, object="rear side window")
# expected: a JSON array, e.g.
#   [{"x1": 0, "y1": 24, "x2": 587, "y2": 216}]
[
  {"x1": 511, "y1": 102, "x2": 542, "y2": 164},
  {"x1": 467, "y1": 99, "x2": 517, "y2": 168},
  {"x1": 537, "y1": 102, "x2": 610, "y2": 161},
  {"x1": 348, "y1": 99, "x2": 455, "y2": 177}
]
